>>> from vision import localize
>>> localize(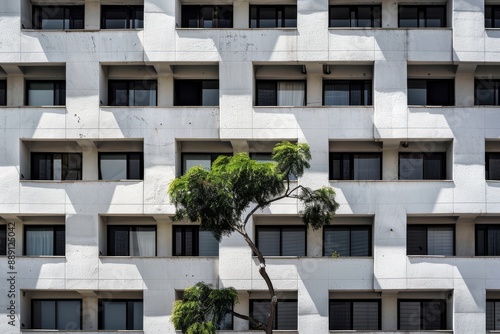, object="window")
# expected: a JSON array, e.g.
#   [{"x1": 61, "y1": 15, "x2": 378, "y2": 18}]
[
  {"x1": 329, "y1": 153, "x2": 381, "y2": 180},
  {"x1": 173, "y1": 226, "x2": 219, "y2": 256},
  {"x1": 323, "y1": 80, "x2": 372, "y2": 106},
  {"x1": 407, "y1": 225, "x2": 455, "y2": 256},
  {"x1": 256, "y1": 226, "x2": 306, "y2": 256},
  {"x1": 399, "y1": 152, "x2": 446, "y2": 180},
  {"x1": 475, "y1": 79, "x2": 500, "y2": 105},
  {"x1": 486, "y1": 153, "x2": 500, "y2": 180},
  {"x1": 24, "y1": 225, "x2": 65, "y2": 256},
  {"x1": 0, "y1": 80, "x2": 6, "y2": 106},
  {"x1": 108, "y1": 80, "x2": 157, "y2": 106},
  {"x1": 182, "y1": 5, "x2": 233, "y2": 28},
  {"x1": 398, "y1": 300, "x2": 446, "y2": 330},
  {"x1": 108, "y1": 226, "x2": 156, "y2": 256},
  {"x1": 32, "y1": 300, "x2": 81, "y2": 330},
  {"x1": 98, "y1": 153, "x2": 143, "y2": 180},
  {"x1": 476, "y1": 224, "x2": 500, "y2": 256},
  {"x1": 101, "y1": 5, "x2": 143, "y2": 29},
  {"x1": 329, "y1": 6, "x2": 381, "y2": 28},
  {"x1": 32, "y1": 5, "x2": 84, "y2": 30},
  {"x1": 250, "y1": 300, "x2": 297, "y2": 330},
  {"x1": 323, "y1": 226, "x2": 372, "y2": 257},
  {"x1": 182, "y1": 153, "x2": 230, "y2": 174},
  {"x1": 0, "y1": 225, "x2": 5, "y2": 255},
  {"x1": 255, "y1": 81, "x2": 306, "y2": 106},
  {"x1": 486, "y1": 5, "x2": 500, "y2": 28},
  {"x1": 31, "y1": 153, "x2": 82, "y2": 180},
  {"x1": 399, "y1": 6, "x2": 447, "y2": 28},
  {"x1": 329, "y1": 300, "x2": 381, "y2": 330},
  {"x1": 99, "y1": 299, "x2": 143, "y2": 330},
  {"x1": 487, "y1": 300, "x2": 500, "y2": 330},
  {"x1": 407, "y1": 79, "x2": 454, "y2": 106},
  {"x1": 174, "y1": 80, "x2": 219, "y2": 106},
  {"x1": 26, "y1": 80, "x2": 66, "y2": 106},
  {"x1": 250, "y1": 5, "x2": 297, "y2": 28}
]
